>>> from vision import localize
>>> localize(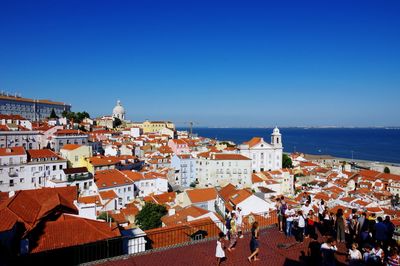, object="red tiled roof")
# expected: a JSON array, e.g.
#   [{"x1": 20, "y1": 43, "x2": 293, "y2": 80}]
[
  {"x1": 186, "y1": 188, "x2": 217, "y2": 203},
  {"x1": 145, "y1": 217, "x2": 221, "y2": 249},
  {"x1": 99, "y1": 190, "x2": 118, "y2": 200},
  {"x1": 144, "y1": 192, "x2": 176, "y2": 205},
  {"x1": 95, "y1": 169, "x2": 134, "y2": 189},
  {"x1": 60, "y1": 144, "x2": 82, "y2": 150},
  {"x1": 31, "y1": 214, "x2": 120, "y2": 253},
  {"x1": 0, "y1": 146, "x2": 26, "y2": 156},
  {"x1": 243, "y1": 137, "x2": 262, "y2": 148},
  {"x1": 27, "y1": 149, "x2": 59, "y2": 159},
  {"x1": 161, "y1": 206, "x2": 210, "y2": 226},
  {"x1": 212, "y1": 154, "x2": 251, "y2": 160},
  {"x1": 0, "y1": 187, "x2": 78, "y2": 235}
]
